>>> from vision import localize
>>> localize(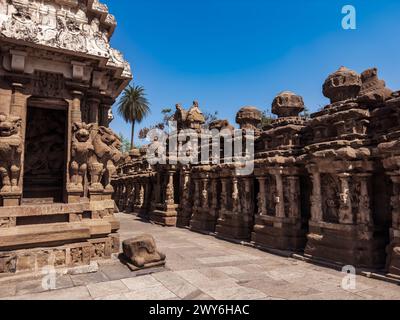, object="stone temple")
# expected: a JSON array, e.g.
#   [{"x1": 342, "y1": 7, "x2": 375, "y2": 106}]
[
  {"x1": 1, "y1": 0, "x2": 400, "y2": 288},
  {"x1": 113, "y1": 67, "x2": 400, "y2": 281},
  {"x1": 0, "y1": 0, "x2": 130, "y2": 274}
]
